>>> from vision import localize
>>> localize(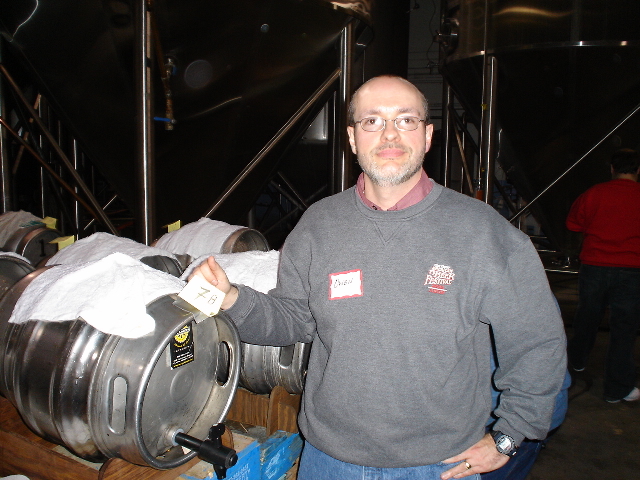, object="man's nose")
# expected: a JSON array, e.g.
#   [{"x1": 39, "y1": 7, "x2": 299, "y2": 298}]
[{"x1": 381, "y1": 119, "x2": 400, "y2": 139}]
